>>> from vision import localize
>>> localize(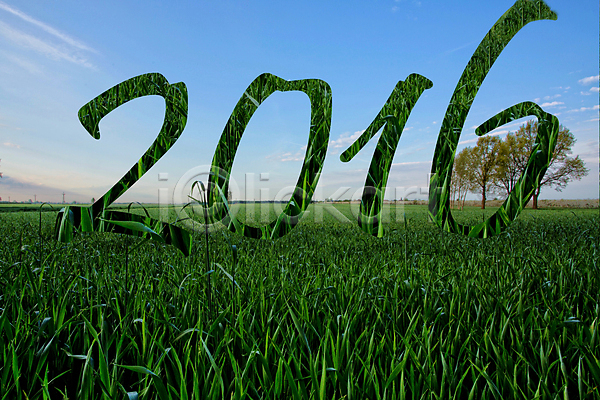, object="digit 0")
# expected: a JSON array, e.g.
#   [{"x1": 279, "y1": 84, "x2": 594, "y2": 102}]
[{"x1": 207, "y1": 73, "x2": 332, "y2": 239}]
